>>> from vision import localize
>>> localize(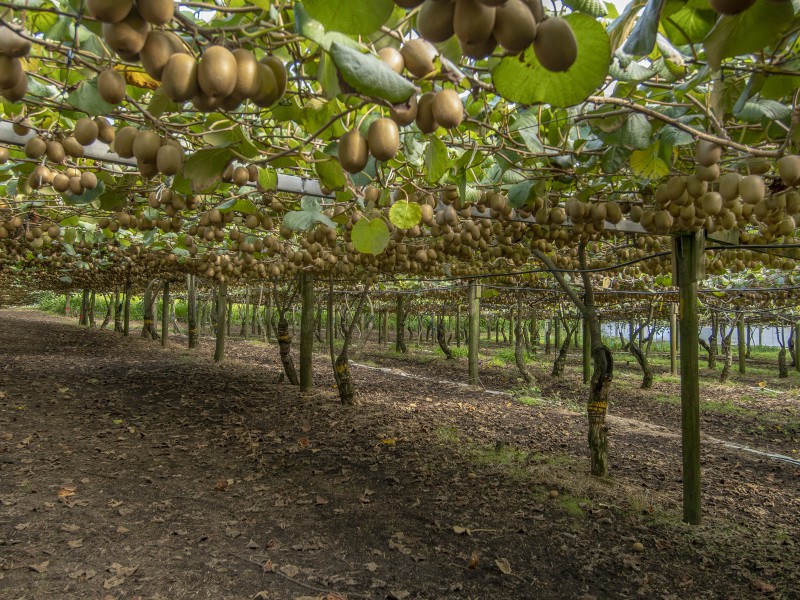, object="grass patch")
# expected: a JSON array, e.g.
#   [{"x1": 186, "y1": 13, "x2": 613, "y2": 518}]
[
  {"x1": 515, "y1": 396, "x2": 542, "y2": 407},
  {"x1": 435, "y1": 425, "x2": 460, "y2": 443}
]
